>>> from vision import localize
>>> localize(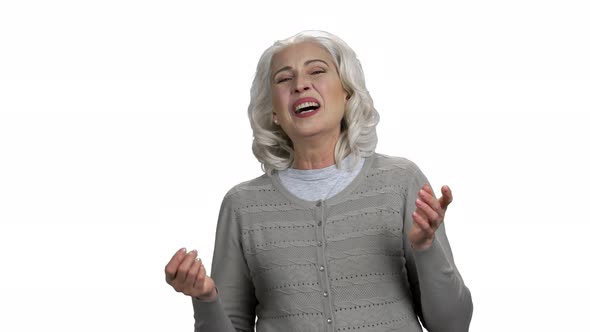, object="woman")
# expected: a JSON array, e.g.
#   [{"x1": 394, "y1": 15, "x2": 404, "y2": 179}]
[{"x1": 165, "y1": 30, "x2": 473, "y2": 332}]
